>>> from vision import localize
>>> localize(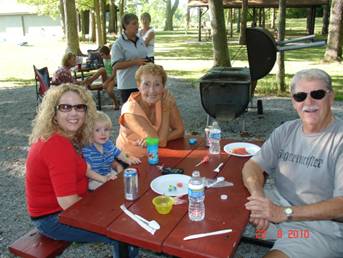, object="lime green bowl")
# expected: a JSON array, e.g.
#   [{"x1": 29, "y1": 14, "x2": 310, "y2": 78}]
[{"x1": 152, "y1": 195, "x2": 174, "y2": 215}]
